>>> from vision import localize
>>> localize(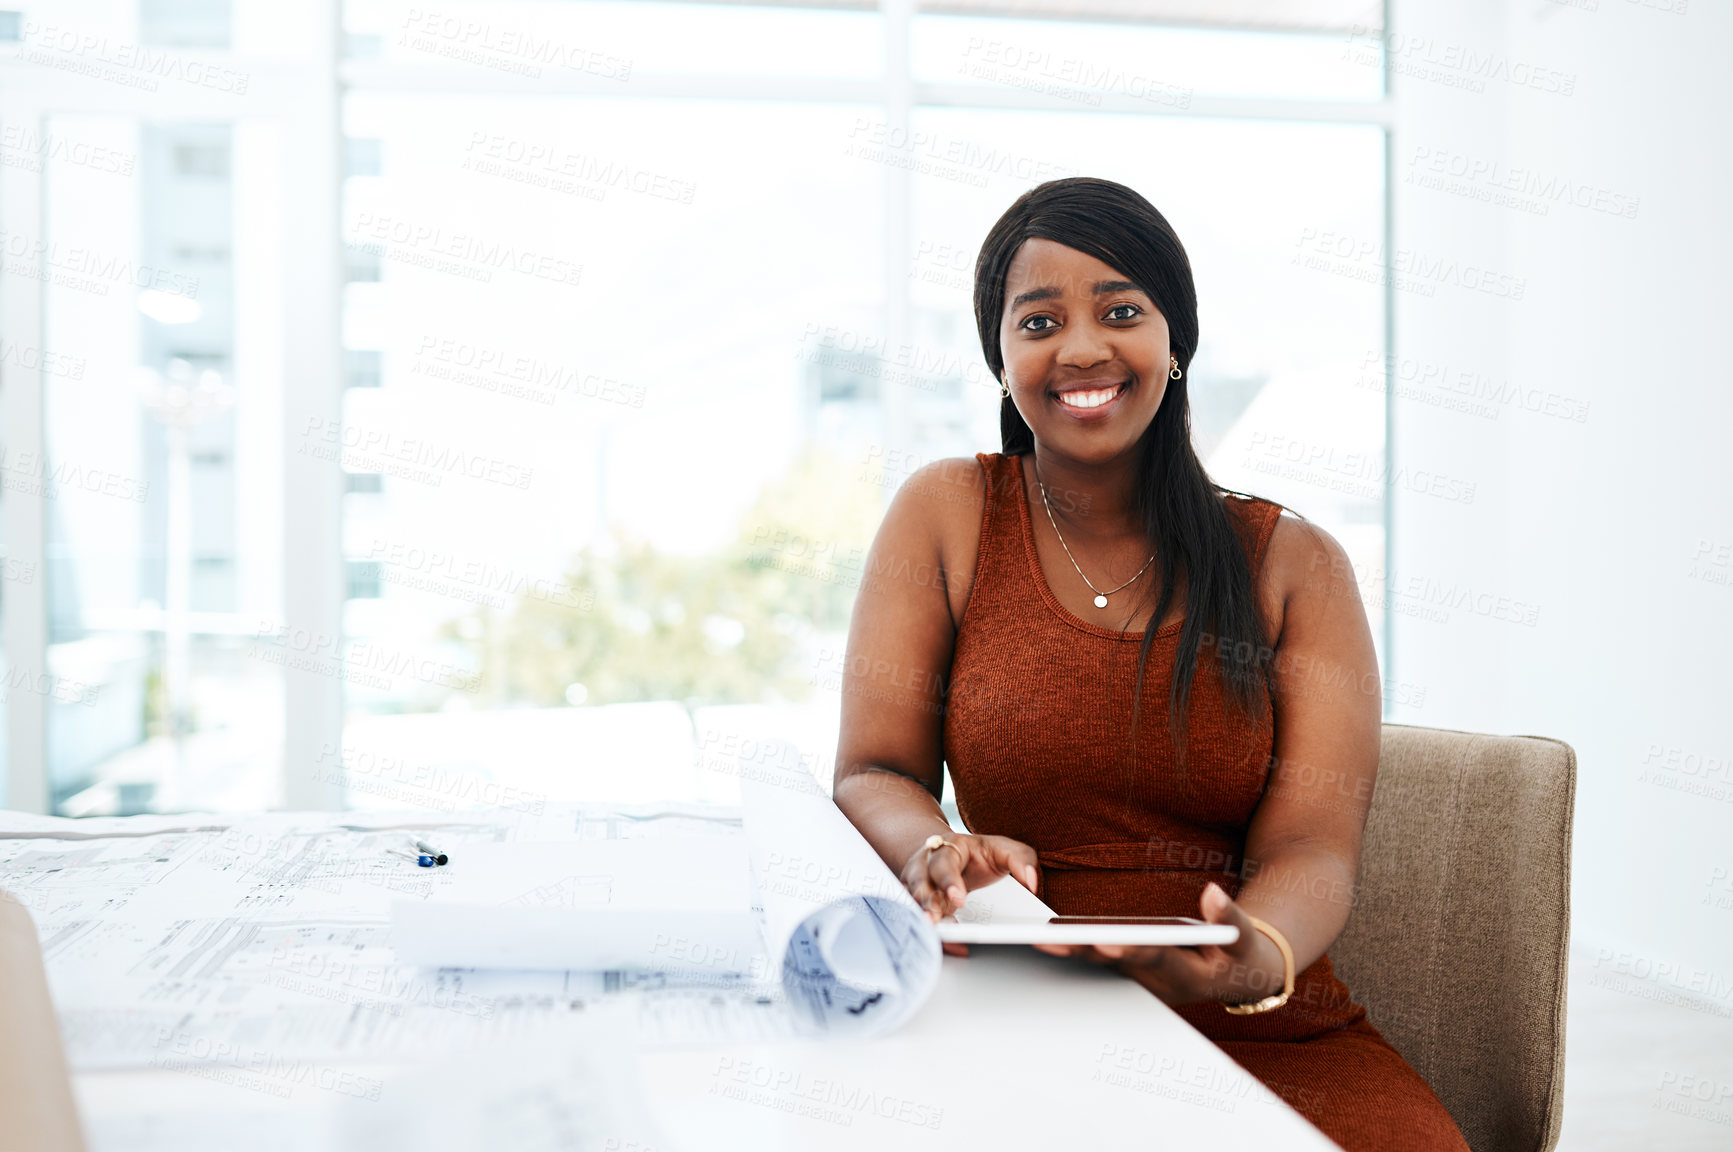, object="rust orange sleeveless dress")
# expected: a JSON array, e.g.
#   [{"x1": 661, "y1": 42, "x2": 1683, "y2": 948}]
[{"x1": 942, "y1": 452, "x2": 1469, "y2": 1152}]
